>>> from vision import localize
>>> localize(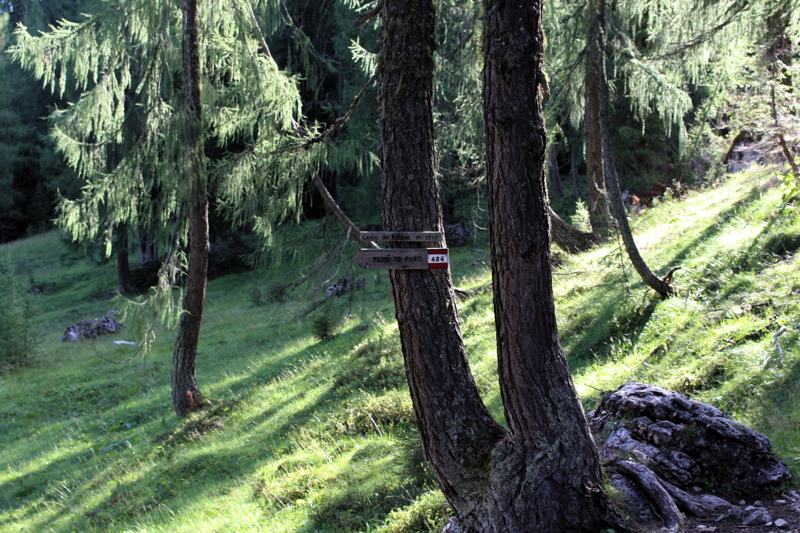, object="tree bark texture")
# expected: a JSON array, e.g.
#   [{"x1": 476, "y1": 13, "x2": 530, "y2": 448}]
[
  {"x1": 549, "y1": 206, "x2": 594, "y2": 254},
  {"x1": 379, "y1": 0, "x2": 506, "y2": 517},
  {"x1": 584, "y1": 1, "x2": 611, "y2": 240},
  {"x1": 172, "y1": 0, "x2": 208, "y2": 418},
  {"x1": 481, "y1": 0, "x2": 626, "y2": 529},
  {"x1": 595, "y1": 35, "x2": 674, "y2": 298}
]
